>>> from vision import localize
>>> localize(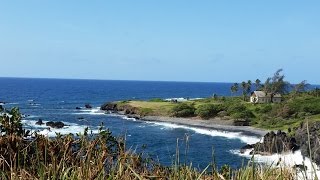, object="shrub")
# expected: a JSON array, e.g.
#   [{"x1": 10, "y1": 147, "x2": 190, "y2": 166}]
[
  {"x1": 0, "y1": 107, "x2": 25, "y2": 136},
  {"x1": 259, "y1": 104, "x2": 273, "y2": 113},
  {"x1": 230, "y1": 110, "x2": 255, "y2": 120},
  {"x1": 171, "y1": 103, "x2": 195, "y2": 117},
  {"x1": 227, "y1": 104, "x2": 247, "y2": 115},
  {"x1": 276, "y1": 104, "x2": 292, "y2": 118},
  {"x1": 195, "y1": 104, "x2": 222, "y2": 119}
]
